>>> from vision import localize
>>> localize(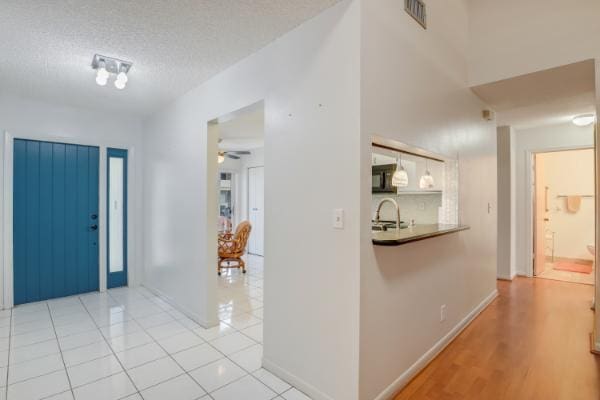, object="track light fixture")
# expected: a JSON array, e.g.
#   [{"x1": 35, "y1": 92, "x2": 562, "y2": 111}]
[{"x1": 91, "y1": 54, "x2": 132, "y2": 90}]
